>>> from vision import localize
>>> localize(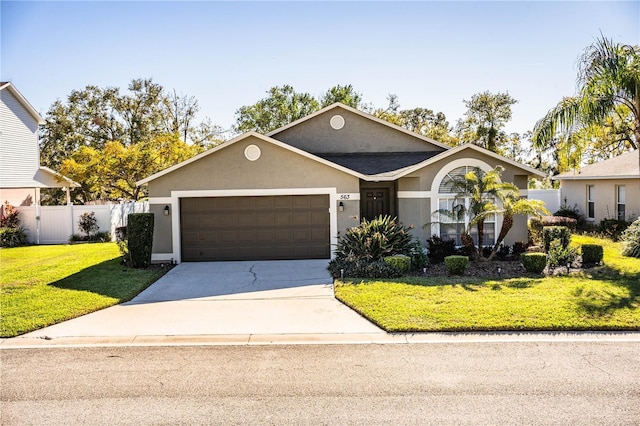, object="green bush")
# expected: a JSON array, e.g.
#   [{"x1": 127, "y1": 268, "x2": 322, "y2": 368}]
[
  {"x1": 127, "y1": 213, "x2": 154, "y2": 268},
  {"x1": 0, "y1": 227, "x2": 28, "y2": 248},
  {"x1": 543, "y1": 226, "x2": 571, "y2": 252},
  {"x1": 334, "y1": 215, "x2": 415, "y2": 262},
  {"x1": 78, "y1": 212, "x2": 99, "y2": 239},
  {"x1": 621, "y1": 218, "x2": 640, "y2": 258},
  {"x1": 520, "y1": 252, "x2": 546, "y2": 273},
  {"x1": 581, "y1": 244, "x2": 603, "y2": 264},
  {"x1": 529, "y1": 216, "x2": 577, "y2": 245},
  {"x1": 444, "y1": 255, "x2": 468, "y2": 276},
  {"x1": 598, "y1": 218, "x2": 630, "y2": 242},
  {"x1": 547, "y1": 239, "x2": 577, "y2": 270},
  {"x1": 384, "y1": 255, "x2": 411, "y2": 274},
  {"x1": 0, "y1": 202, "x2": 20, "y2": 228},
  {"x1": 328, "y1": 256, "x2": 402, "y2": 279},
  {"x1": 426, "y1": 235, "x2": 457, "y2": 264},
  {"x1": 408, "y1": 240, "x2": 429, "y2": 271}
]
